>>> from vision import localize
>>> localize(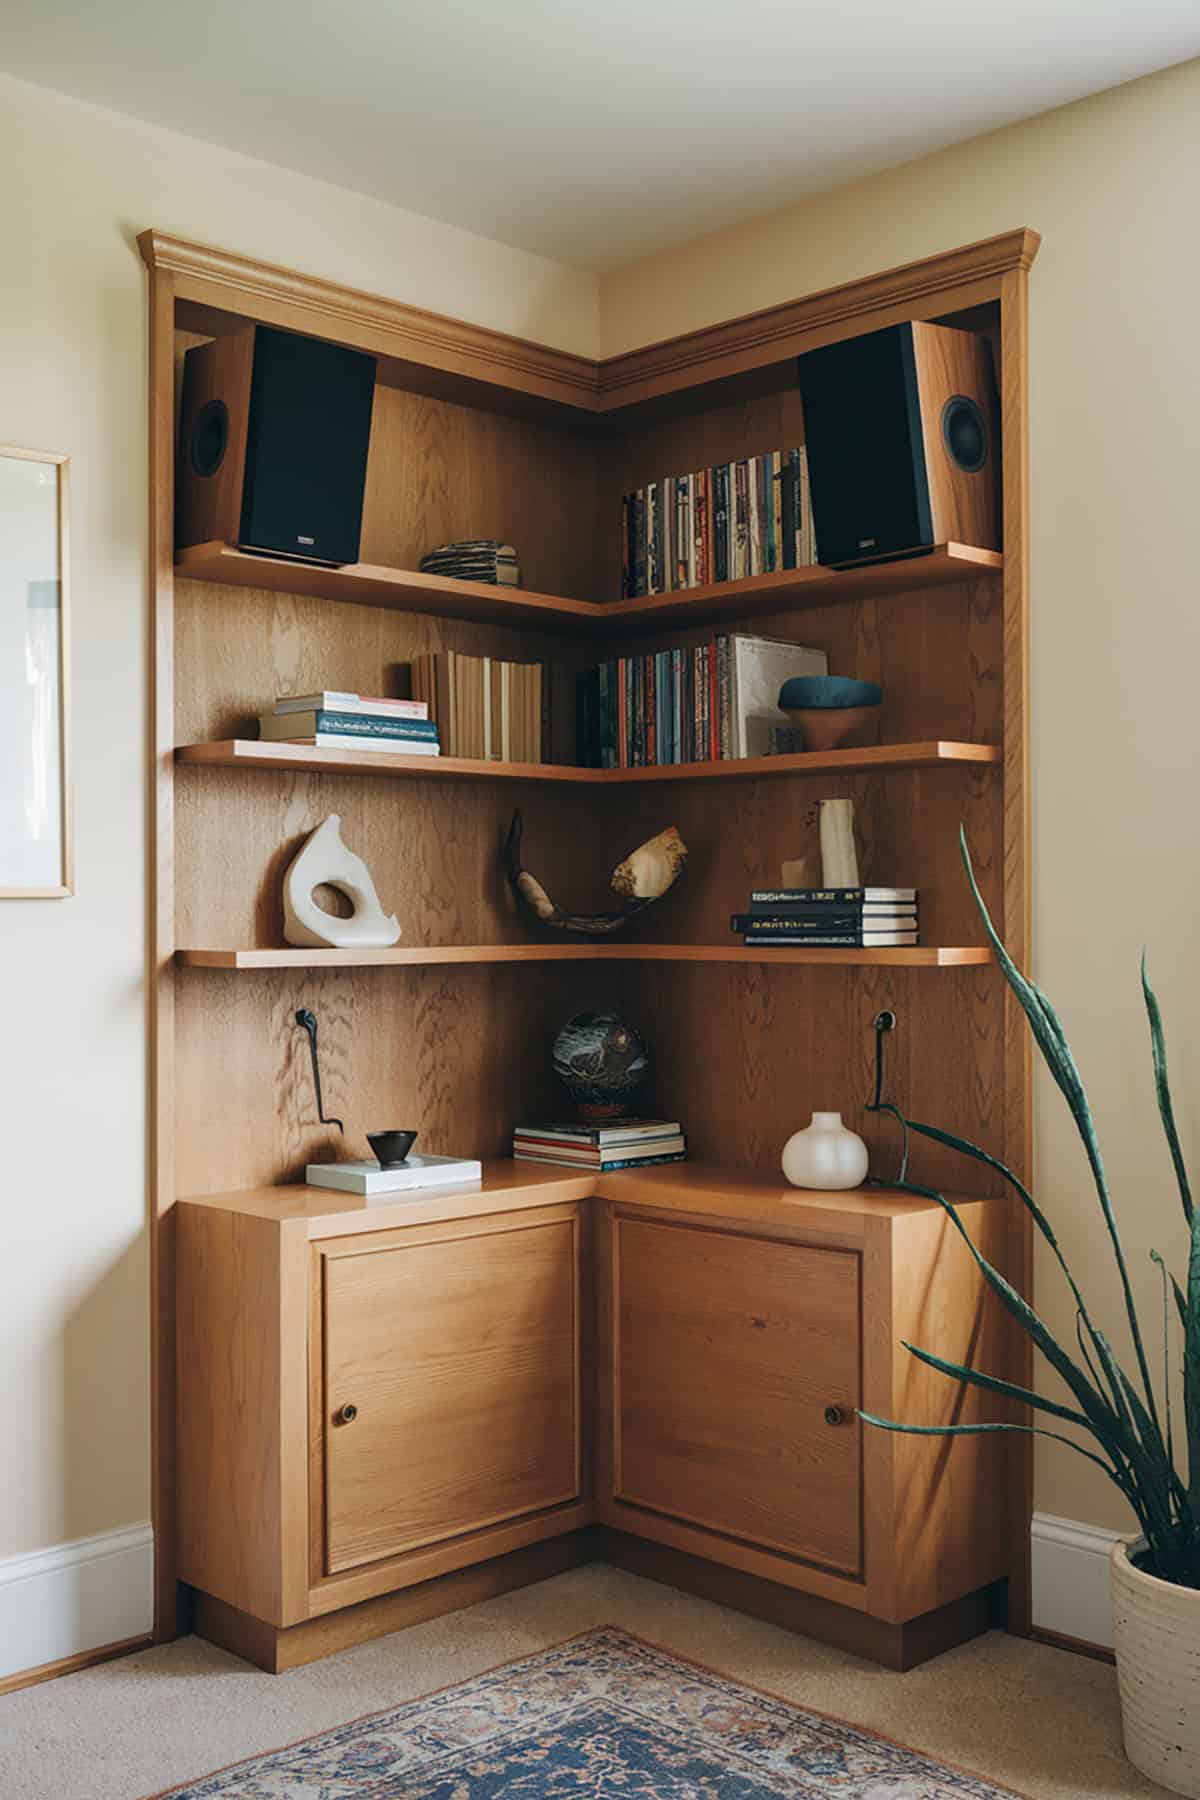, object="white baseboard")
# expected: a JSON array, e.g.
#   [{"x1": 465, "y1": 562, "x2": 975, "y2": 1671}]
[
  {"x1": 0, "y1": 1512, "x2": 1129, "y2": 1682},
  {"x1": 0, "y1": 1521, "x2": 153, "y2": 1682},
  {"x1": 1031, "y1": 1511, "x2": 1121, "y2": 1649}
]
